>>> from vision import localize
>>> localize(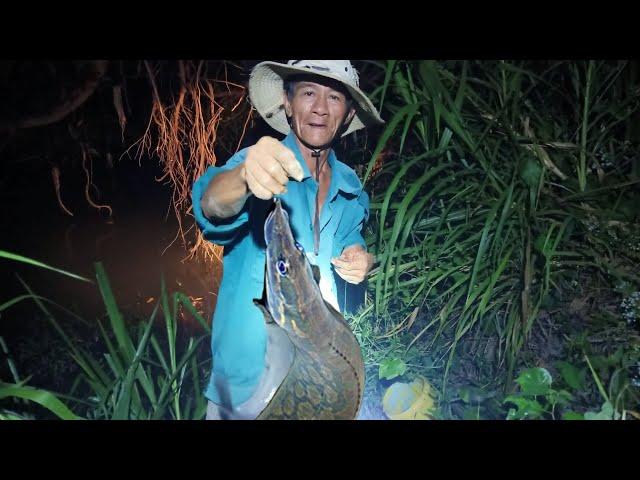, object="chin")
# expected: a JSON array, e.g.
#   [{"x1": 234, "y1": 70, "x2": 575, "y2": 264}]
[{"x1": 302, "y1": 133, "x2": 333, "y2": 148}]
